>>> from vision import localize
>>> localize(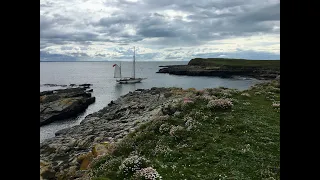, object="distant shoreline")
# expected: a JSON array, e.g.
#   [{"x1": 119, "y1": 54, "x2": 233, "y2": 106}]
[
  {"x1": 40, "y1": 60, "x2": 190, "y2": 62},
  {"x1": 157, "y1": 58, "x2": 280, "y2": 80}
]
